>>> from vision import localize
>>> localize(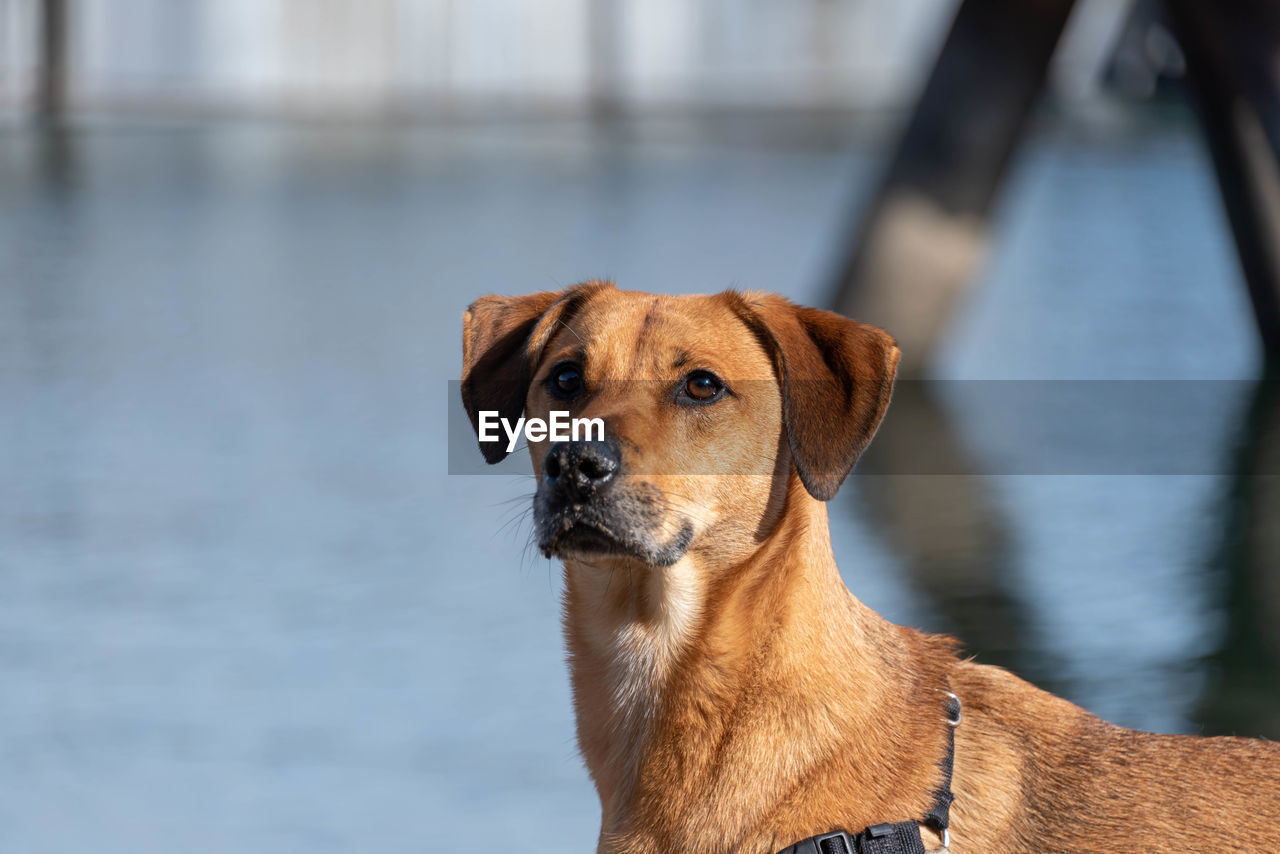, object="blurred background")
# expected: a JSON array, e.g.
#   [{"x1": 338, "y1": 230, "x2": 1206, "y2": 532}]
[{"x1": 3, "y1": 0, "x2": 1280, "y2": 851}]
